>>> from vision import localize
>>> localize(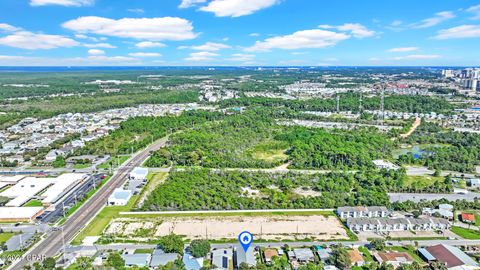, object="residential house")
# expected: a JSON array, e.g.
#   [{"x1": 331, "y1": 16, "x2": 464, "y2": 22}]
[
  {"x1": 373, "y1": 252, "x2": 414, "y2": 268},
  {"x1": 348, "y1": 249, "x2": 365, "y2": 267},
  {"x1": 293, "y1": 248, "x2": 315, "y2": 263},
  {"x1": 264, "y1": 248, "x2": 279, "y2": 264},
  {"x1": 149, "y1": 249, "x2": 178, "y2": 268},
  {"x1": 211, "y1": 248, "x2": 233, "y2": 270},
  {"x1": 347, "y1": 217, "x2": 450, "y2": 232},
  {"x1": 122, "y1": 254, "x2": 151, "y2": 267},
  {"x1": 235, "y1": 245, "x2": 256, "y2": 269},
  {"x1": 337, "y1": 206, "x2": 389, "y2": 219},
  {"x1": 183, "y1": 252, "x2": 204, "y2": 270},
  {"x1": 468, "y1": 179, "x2": 480, "y2": 188}
]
